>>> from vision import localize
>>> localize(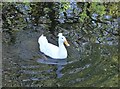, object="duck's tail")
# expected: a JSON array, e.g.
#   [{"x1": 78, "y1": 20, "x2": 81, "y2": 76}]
[
  {"x1": 38, "y1": 34, "x2": 48, "y2": 44},
  {"x1": 38, "y1": 34, "x2": 48, "y2": 52}
]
